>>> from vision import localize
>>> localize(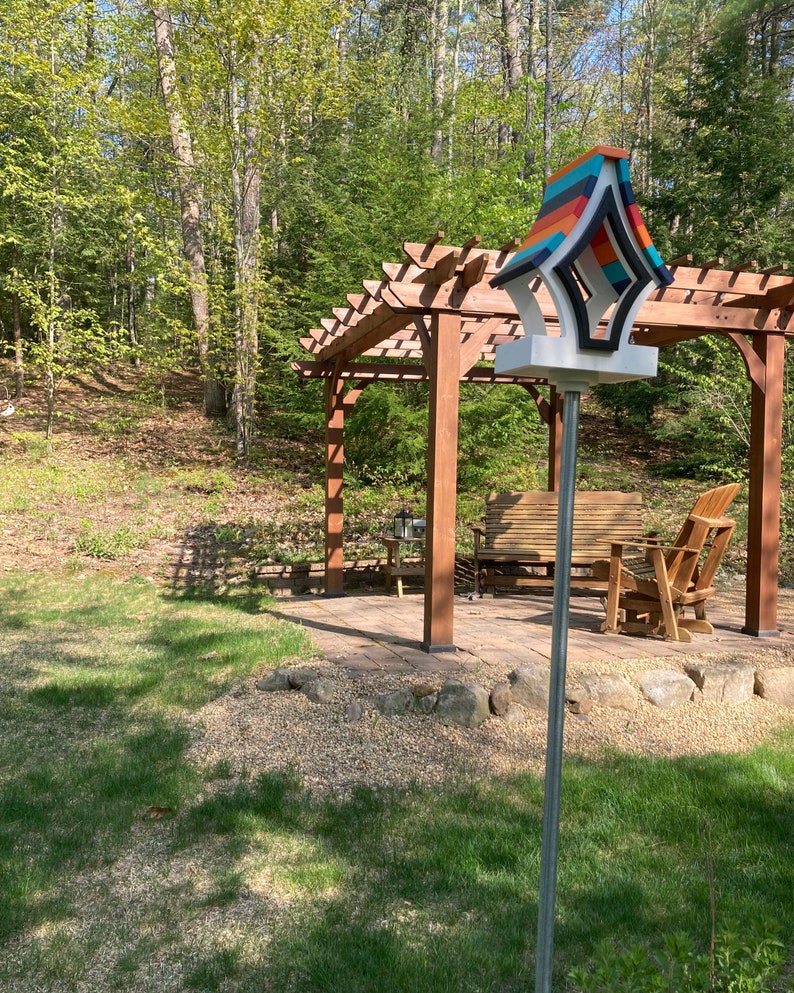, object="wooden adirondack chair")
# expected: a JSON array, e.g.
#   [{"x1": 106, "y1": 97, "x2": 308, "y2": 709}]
[{"x1": 592, "y1": 483, "x2": 741, "y2": 642}]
